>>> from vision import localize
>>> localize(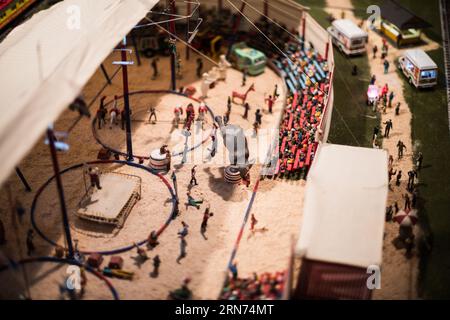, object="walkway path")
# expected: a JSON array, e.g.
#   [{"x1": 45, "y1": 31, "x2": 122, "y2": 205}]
[{"x1": 324, "y1": 0, "x2": 439, "y2": 299}]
